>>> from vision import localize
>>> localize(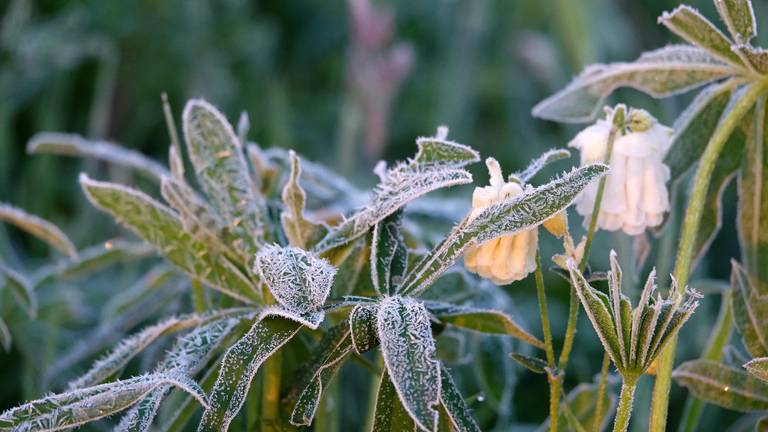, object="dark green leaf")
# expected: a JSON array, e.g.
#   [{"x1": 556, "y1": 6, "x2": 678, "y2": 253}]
[
  {"x1": 673, "y1": 359, "x2": 768, "y2": 411},
  {"x1": 510, "y1": 353, "x2": 548, "y2": 374},
  {"x1": 372, "y1": 369, "x2": 418, "y2": 432},
  {"x1": 731, "y1": 260, "x2": 768, "y2": 358},
  {"x1": 350, "y1": 303, "x2": 379, "y2": 354},
  {"x1": 659, "y1": 6, "x2": 743, "y2": 66},
  {"x1": 714, "y1": 0, "x2": 756, "y2": 43},
  {"x1": 0, "y1": 202, "x2": 77, "y2": 259},
  {"x1": 371, "y1": 210, "x2": 408, "y2": 296},
  {"x1": 439, "y1": 364, "x2": 481, "y2": 432}
]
